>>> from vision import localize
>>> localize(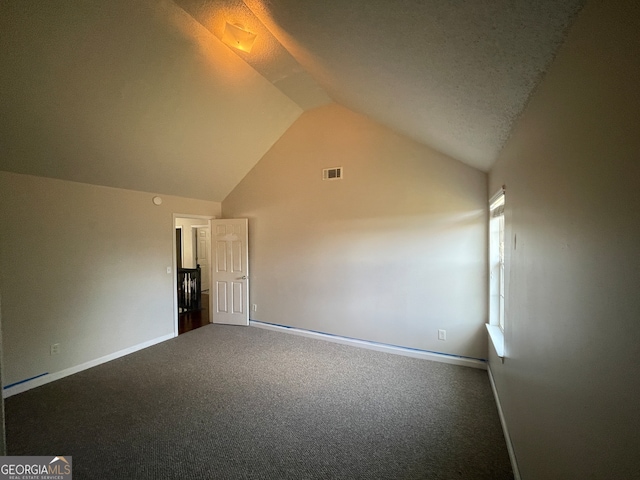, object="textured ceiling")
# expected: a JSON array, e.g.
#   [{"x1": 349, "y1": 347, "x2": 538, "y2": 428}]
[
  {"x1": 0, "y1": 0, "x2": 587, "y2": 203},
  {"x1": 0, "y1": 0, "x2": 302, "y2": 201},
  {"x1": 173, "y1": 0, "x2": 332, "y2": 110},
  {"x1": 240, "y1": 0, "x2": 586, "y2": 171}
]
